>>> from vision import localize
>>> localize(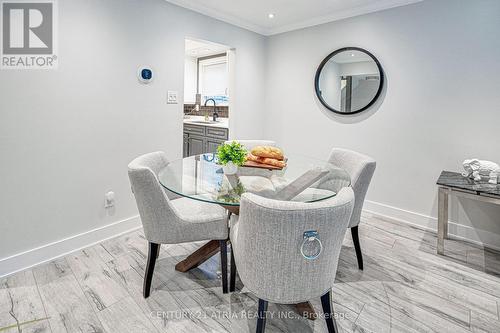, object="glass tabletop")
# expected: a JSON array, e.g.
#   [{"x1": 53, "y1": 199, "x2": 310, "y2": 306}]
[{"x1": 158, "y1": 153, "x2": 351, "y2": 207}]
